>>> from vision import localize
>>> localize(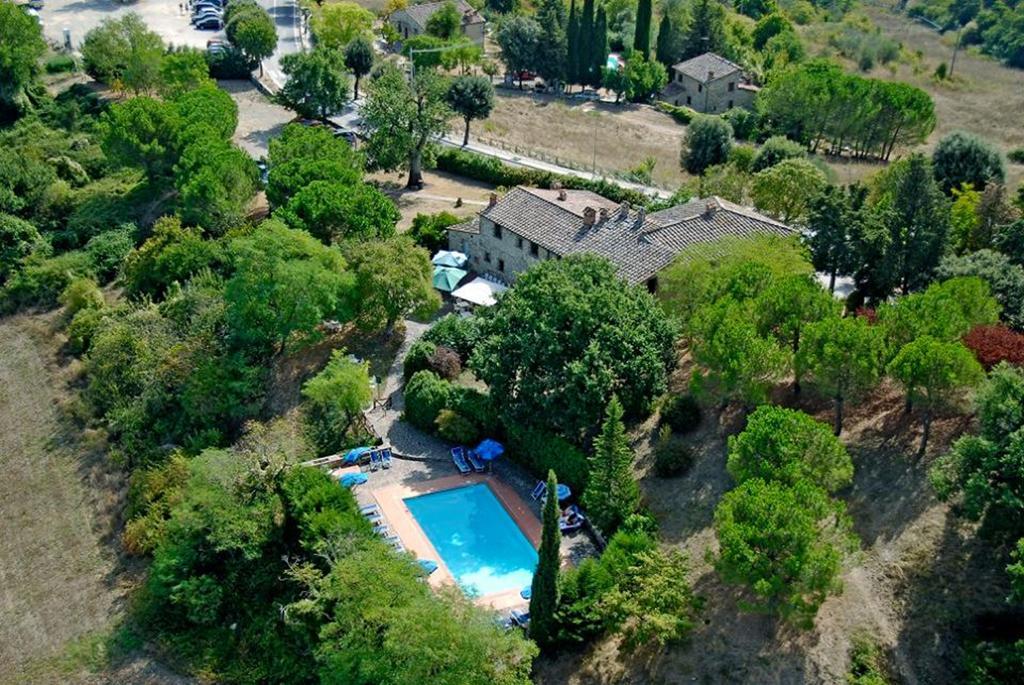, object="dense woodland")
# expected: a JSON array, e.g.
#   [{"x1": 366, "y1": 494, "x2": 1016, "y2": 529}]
[{"x1": 3, "y1": 0, "x2": 1024, "y2": 682}]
